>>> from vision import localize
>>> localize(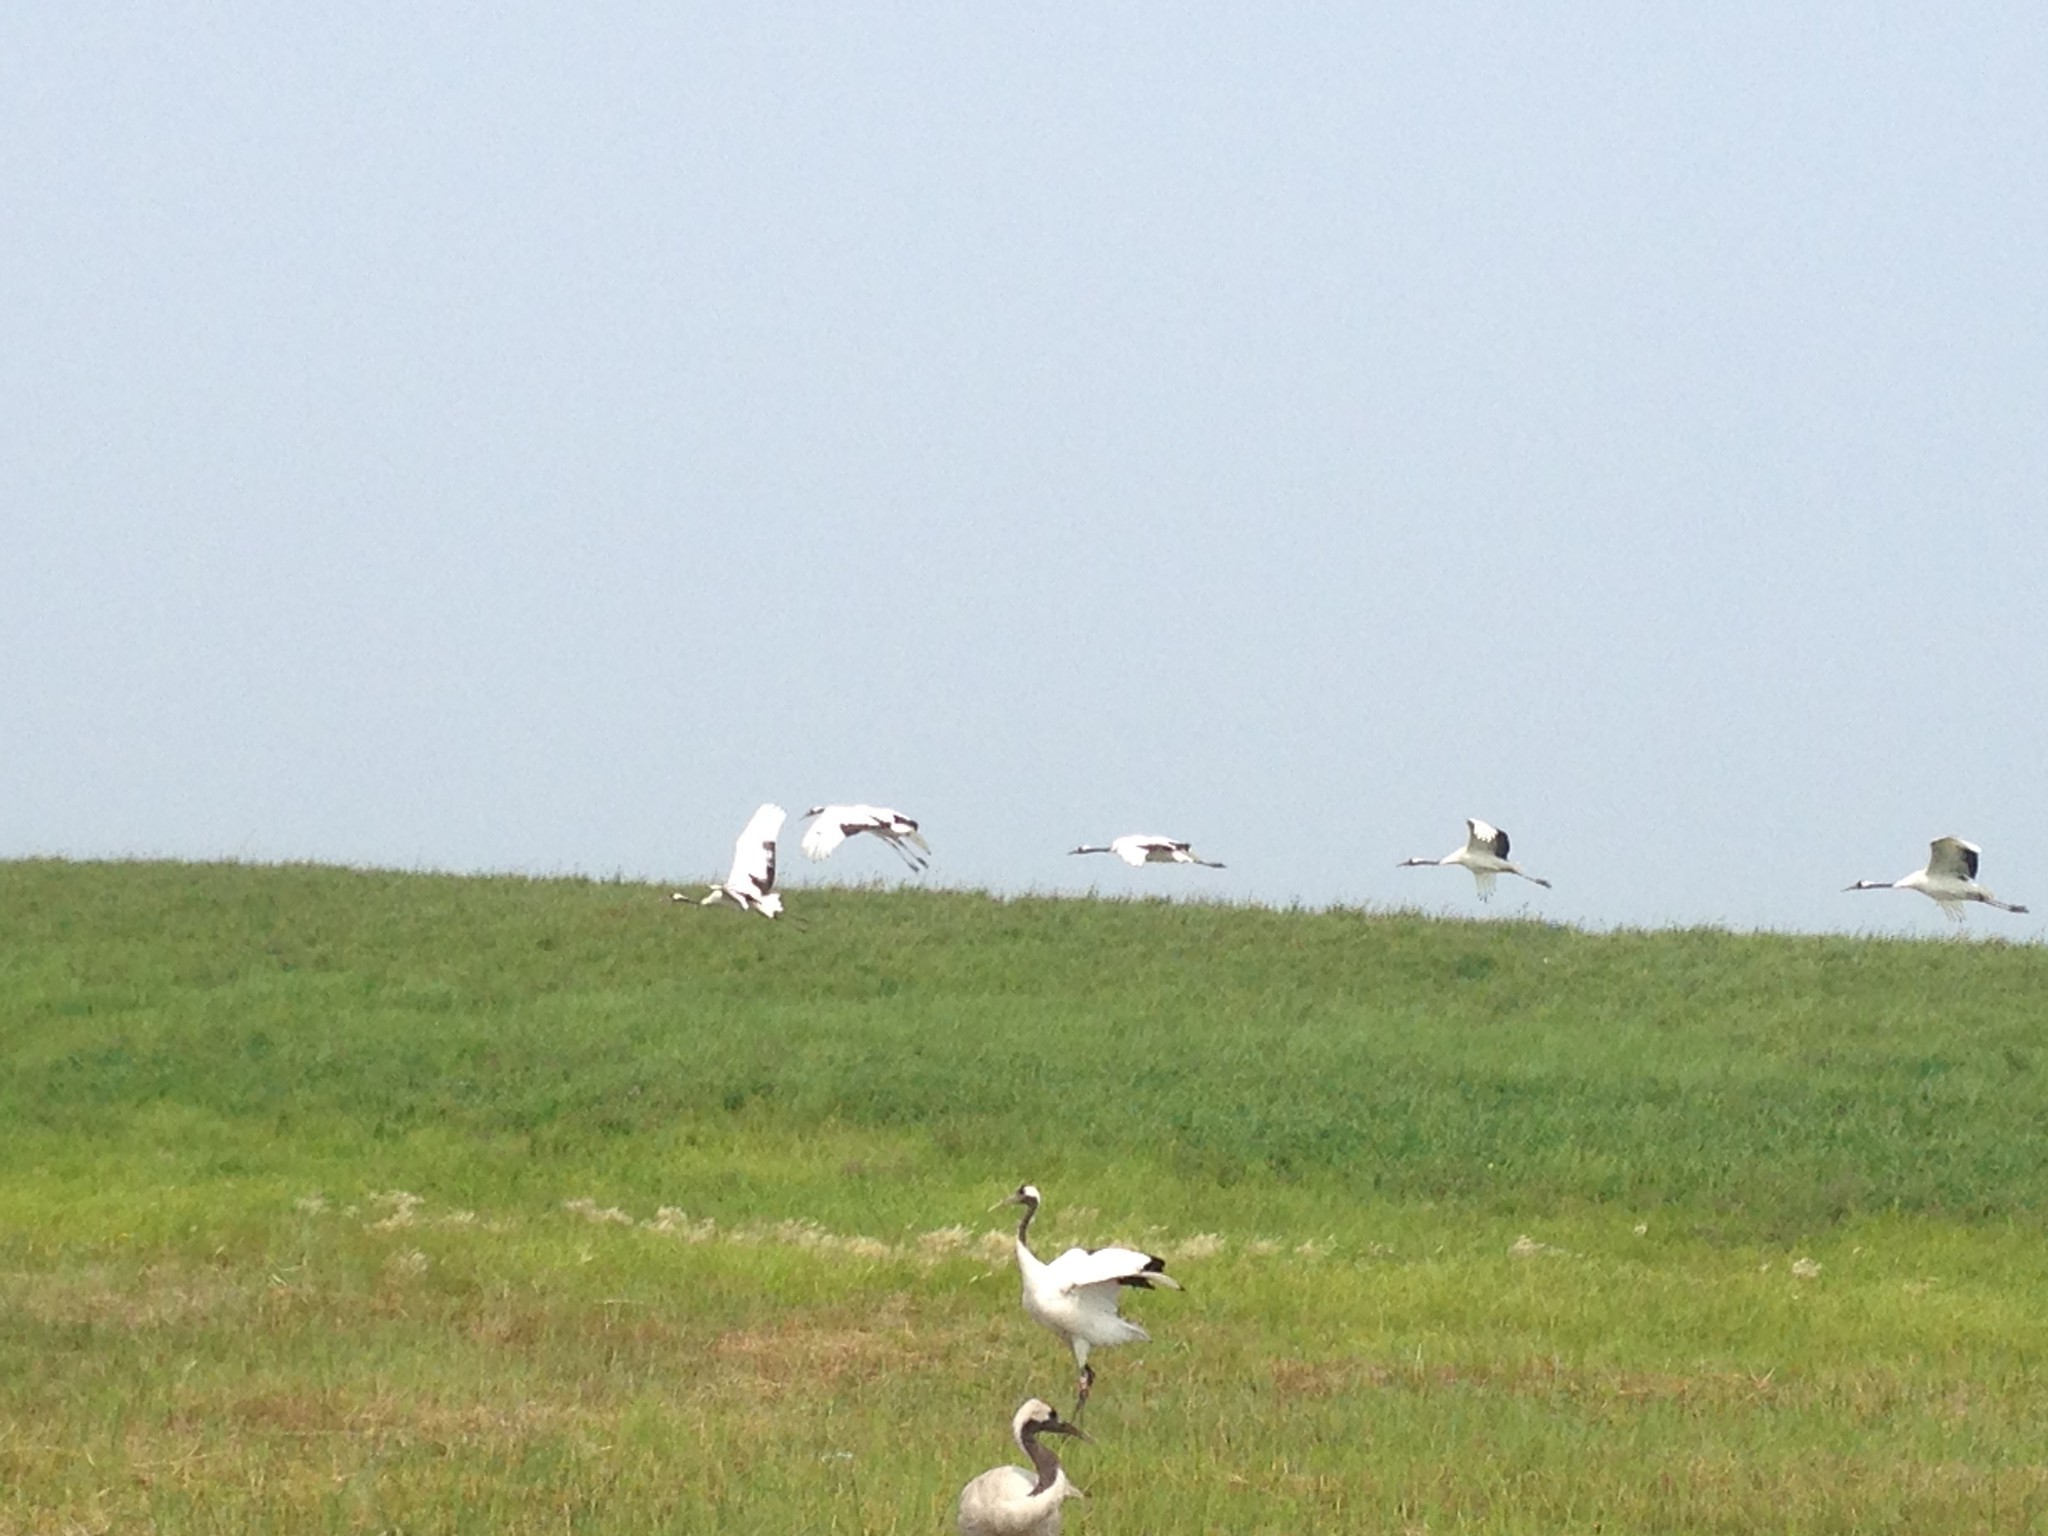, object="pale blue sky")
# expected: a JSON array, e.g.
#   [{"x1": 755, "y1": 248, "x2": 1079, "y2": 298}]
[{"x1": 6, "y1": 6, "x2": 2045, "y2": 936}]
